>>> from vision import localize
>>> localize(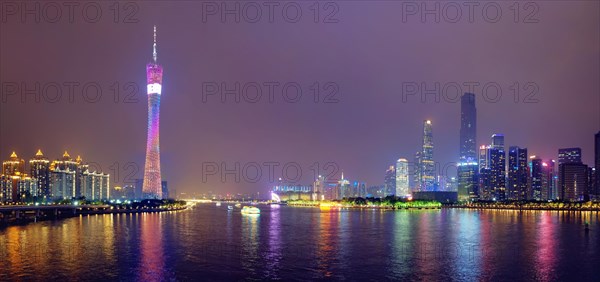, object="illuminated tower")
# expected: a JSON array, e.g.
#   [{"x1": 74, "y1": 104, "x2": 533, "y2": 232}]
[
  {"x1": 420, "y1": 120, "x2": 435, "y2": 191},
  {"x1": 458, "y1": 93, "x2": 479, "y2": 201},
  {"x1": 395, "y1": 158, "x2": 409, "y2": 197},
  {"x1": 143, "y1": 25, "x2": 164, "y2": 199}
]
